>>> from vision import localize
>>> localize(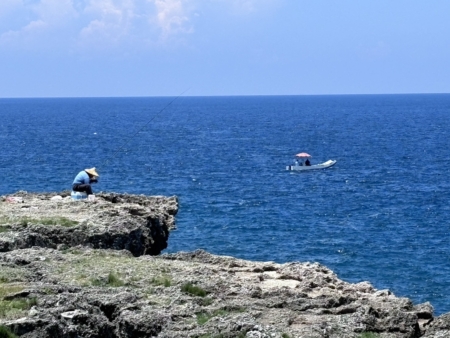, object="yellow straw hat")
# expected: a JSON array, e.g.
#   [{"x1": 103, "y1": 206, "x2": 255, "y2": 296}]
[{"x1": 85, "y1": 167, "x2": 99, "y2": 177}]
